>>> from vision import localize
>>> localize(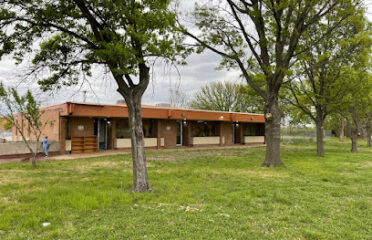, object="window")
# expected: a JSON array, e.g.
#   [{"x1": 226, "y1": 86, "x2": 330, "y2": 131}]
[
  {"x1": 243, "y1": 123, "x2": 263, "y2": 136},
  {"x1": 116, "y1": 119, "x2": 130, "y2": 138},
  {"x1": 116, "y1": 119, "x2": 157, "y2": 138},
  {"x1": 192, "y1": 121, "x2": 219, "y2": 137},
  {"x1": 143, "y1": 119, "x2": 156, "y2": 138},
  {"x1": 94, "y1": 119, "x2": 98, "y2": 136}
]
